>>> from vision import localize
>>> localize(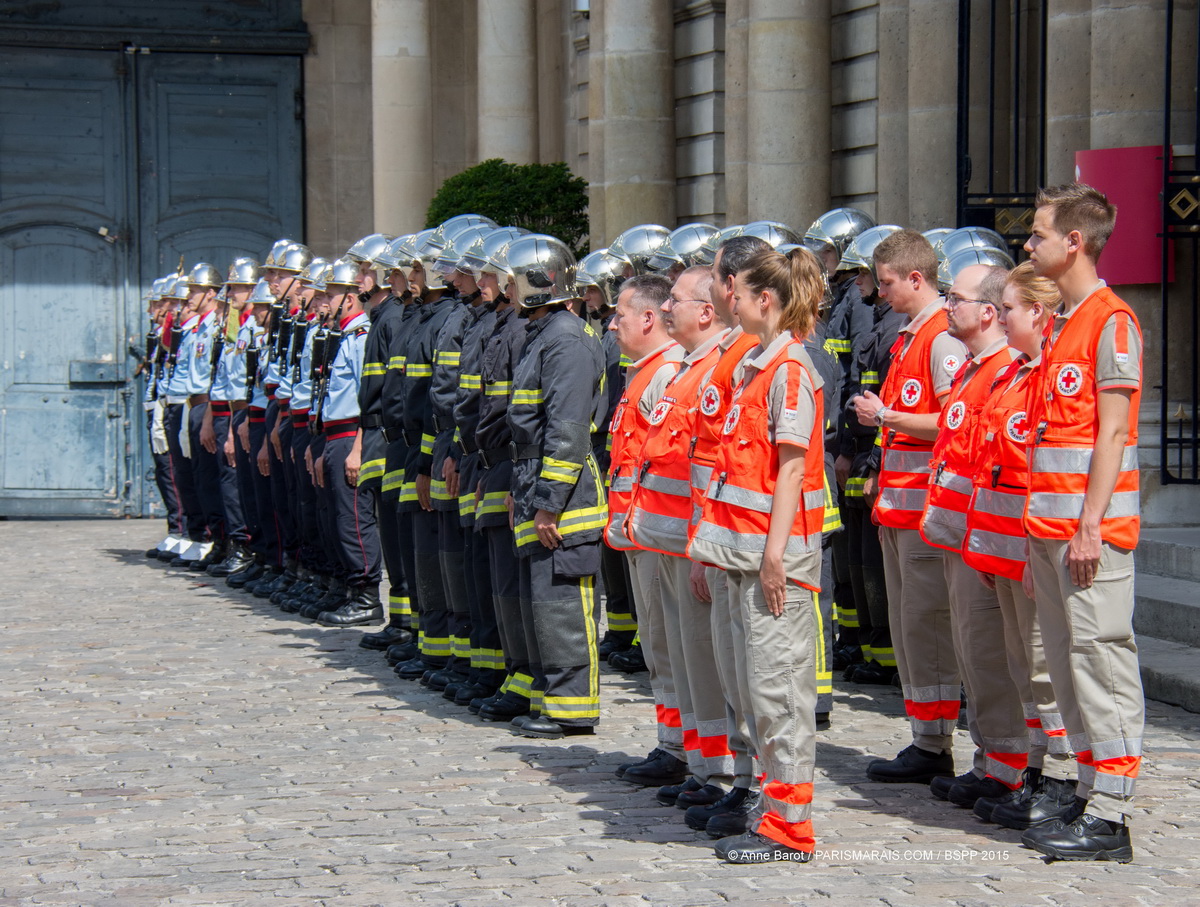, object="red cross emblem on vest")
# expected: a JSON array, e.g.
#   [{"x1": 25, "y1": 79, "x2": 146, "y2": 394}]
[
  {"x1": 1006, "y1": 410, "x2": 1031, "y2": 442},
  {"x1": 649, "y1": 399, "x2": 671, "y2": 425},
  {"x1": 1056, "y1": 364, "x2": 1083, "y2": 397},
  {"x1": 900, "y1": 378, "x2": 922, "y2": 407},
  {"x1": 946, "y1": 401, "x2": 965, "y2": 430},
  {"x1": 722, "y1": 404, "x2": 741, "y2": 436},
  {"x1": 700, "y1": 385, "x2": 721, "y2": 416}
]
